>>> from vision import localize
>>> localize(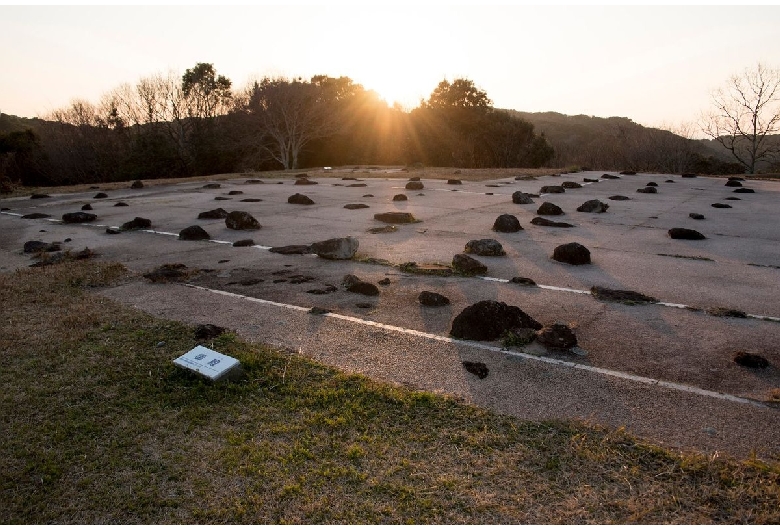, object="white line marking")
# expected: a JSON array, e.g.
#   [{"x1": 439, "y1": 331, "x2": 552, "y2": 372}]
[{"x1": 183, "y1": 283, "x2": 769, "y2": 409}]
